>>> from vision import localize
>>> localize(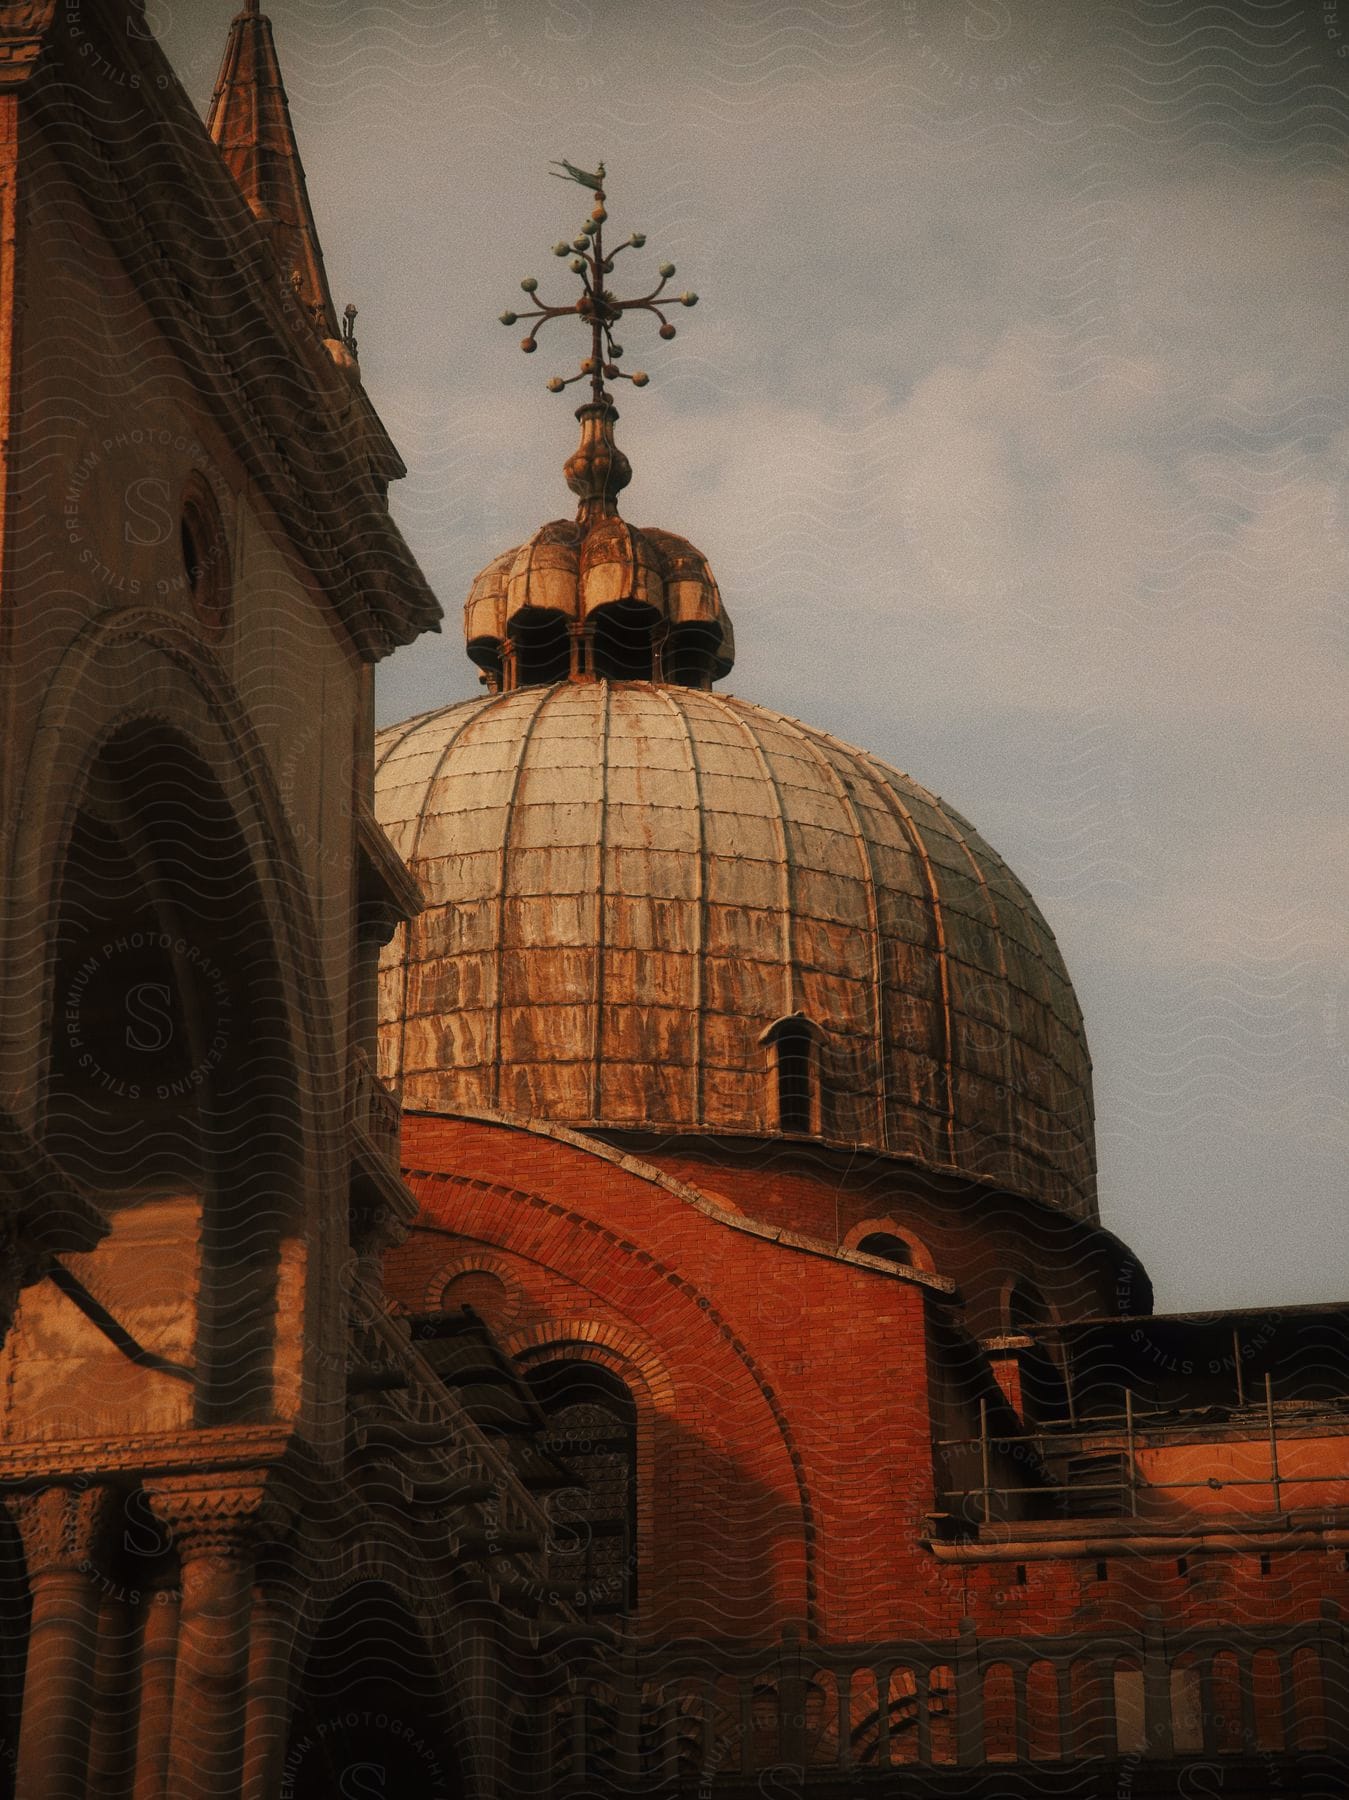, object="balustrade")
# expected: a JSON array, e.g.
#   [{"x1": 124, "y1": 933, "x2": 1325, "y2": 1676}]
[
  {"x1": 349, "y1": 1047, "x2": 401, "y2": 1169},
  {"x1": 544, "y1": 1612, "x2": 1346, "y2": 1785}
]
